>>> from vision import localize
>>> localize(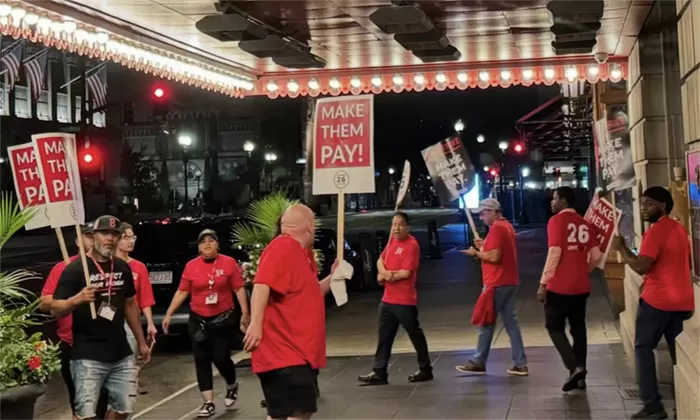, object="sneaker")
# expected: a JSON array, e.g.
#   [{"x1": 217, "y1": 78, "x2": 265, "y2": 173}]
[
  {"x1": 357, "y1": 371, "x2": 388, "y2": 385},
  {"x1": 197, "y1": 402, "x2": 215, "y2": 418},
  {"x1": 455, "y1": 361, "x2": 486, "y2": 375},
  {"x1": 629, "y1": 408, "x2": 668, "y2": 419},
  {"x1": 224, "y1": 383, "x2": 238, "y2": 407},
  {"x1": 260, "y1": 399, "x2": 267, "y2": 408},
  {"x1": 562, "y1": 367, "x2": 587, "y2": 392},
  {"x1": 507, "y1": 365, "x2": 529, "y2": 376},
  {"x1": 576, "y1": 379, "x2": 586, "y2": 390},
  {"x1": 408, "y1": 369, "x2": 434, "y2": 383}
]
